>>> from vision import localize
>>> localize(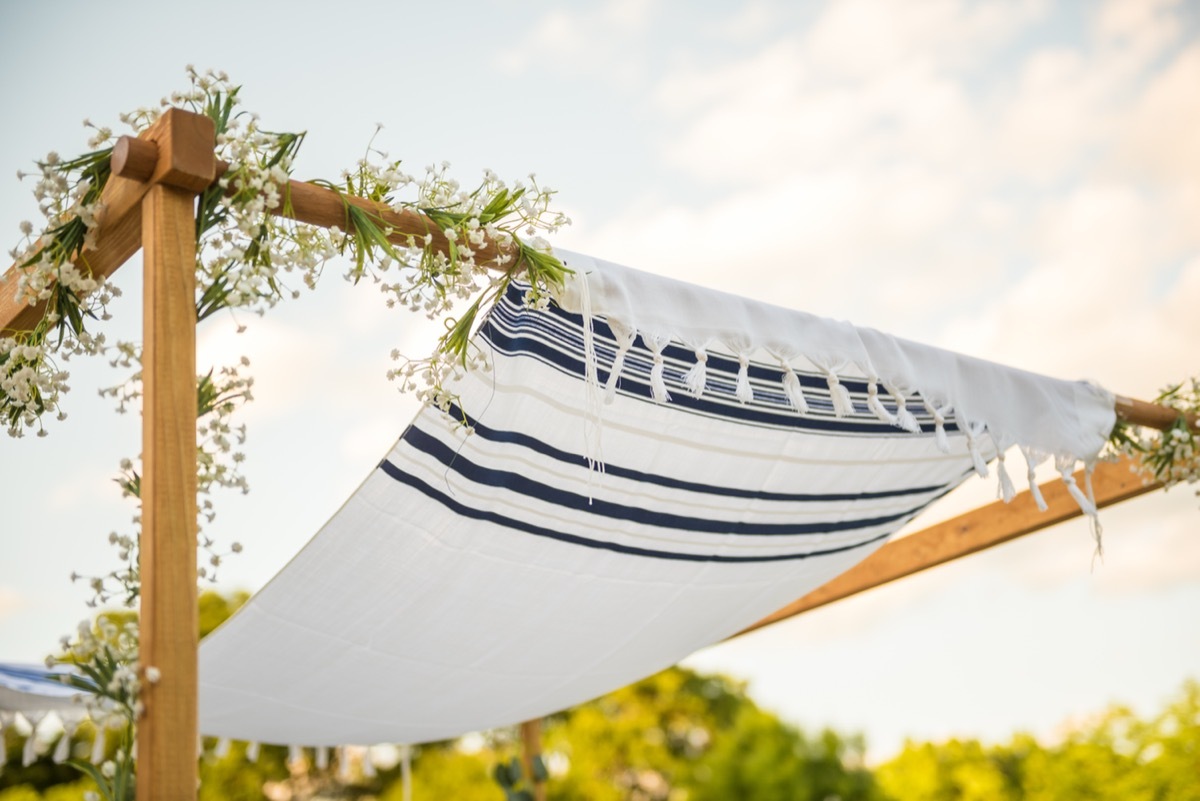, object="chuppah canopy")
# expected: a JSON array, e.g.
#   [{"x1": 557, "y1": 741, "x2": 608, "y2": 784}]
[{"x1": 197, "y1": 249, "x2": 1115, "y2": 748}]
